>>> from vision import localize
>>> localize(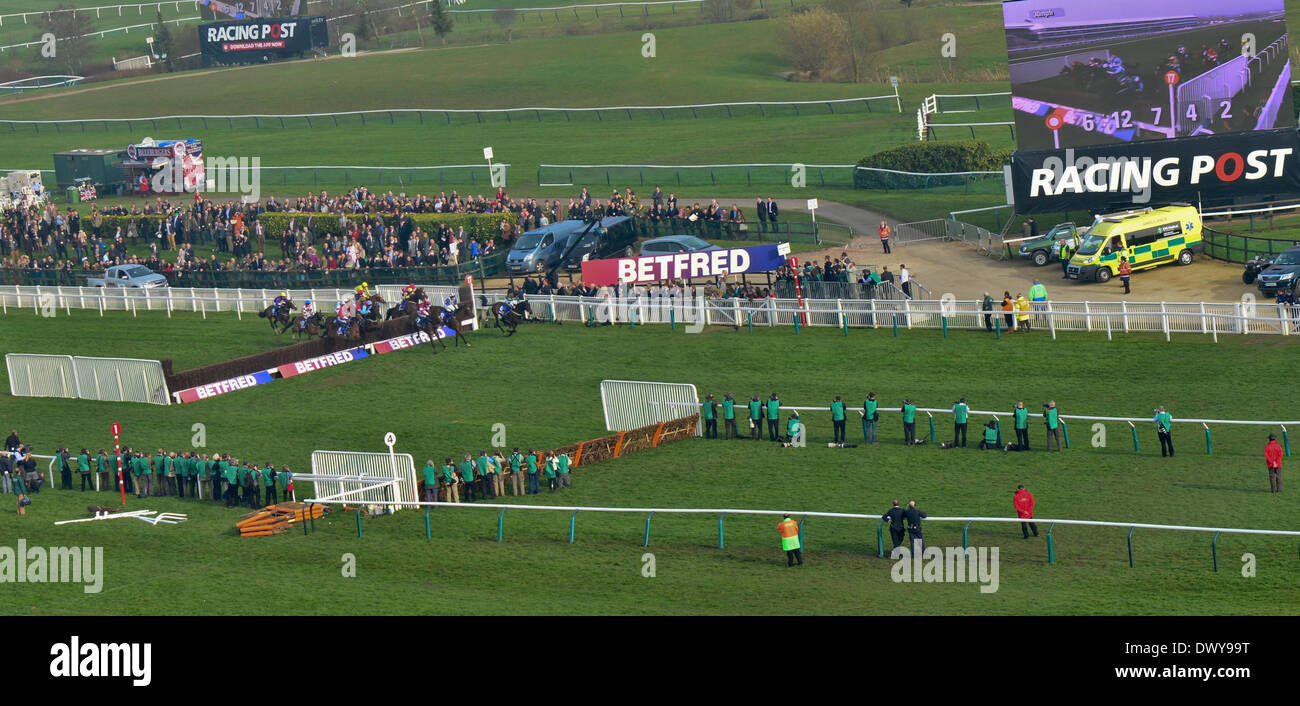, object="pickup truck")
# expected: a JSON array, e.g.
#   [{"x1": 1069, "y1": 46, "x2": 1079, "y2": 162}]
[
  {"x1": 87, "y1": 264, "x2": 169, "y2": 288},
  {"x1": 1018, "y1": 222, "x2": 1087, "y2": 266}
]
